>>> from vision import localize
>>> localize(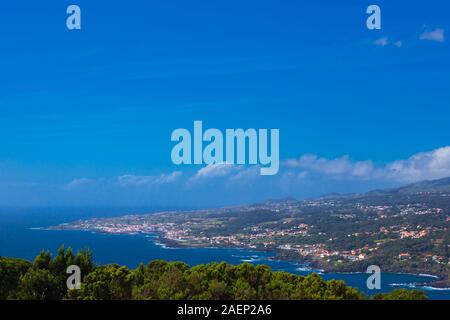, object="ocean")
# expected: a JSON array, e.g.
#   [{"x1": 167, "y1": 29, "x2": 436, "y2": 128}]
[{"x1": 1, "y1": 207, "x2": 449, "y2": 300}]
